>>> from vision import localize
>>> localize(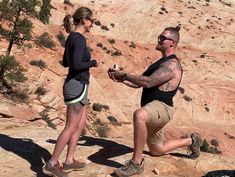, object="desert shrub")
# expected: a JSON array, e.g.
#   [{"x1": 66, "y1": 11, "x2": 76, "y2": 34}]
[
  {"x1": 200, "y1": 139, "x2": 221, "y2": 154},
  {"x1": 97, "y1": 43, "x2": 103, "y2": 47},
  {"x1": 200, "y1": 139, "x2": 210, "y2": 152},
  {"x1": 102, "y1": 47, "x2": 107, "y2": 50},
  {"x1": 129, "y1": 41, "x2": 136, "y2": 48},
  {"x1": 108, "y1": 38, "x2": 115, "y2": 44},
  {"x1": 92, "y1": 103, "x2": 103, "y2": 112},
  {"x1": 101, "y1": 25, "x2": 109, "y2": 31},
  {"x1": 107, "y1": 115, "x2": 118, "y2": 123},
  {"x1": 183, "y1": 95, "x2": 192, "y2": 101},
  {"x1": 35, "y1": 86, "x2": 47, "y2": 96},
  {"x1": 6, "y1": 70, "x2": 27, "y2": 82},
  {"x1": 35, "y1": 32, "x2": 55, "y2": 49},
  {"x1": 110, "y1": 23, "x2": 115, "y2": 27},
  {"x1": 94, "y1": 20, "x2": 101, "y2": 26},
  {"x1": 205, "y1": 107, "x2": 210, "y2": 112},
  {"x1": 178, "y1": 87, "x2": 185, "y2": 94},
  {"x1": 30, "y1": 60, "x2": 47, "y2": 69},
  {"x1": 94, "y1": 118, "x2": 109, "y2": 137},
  {"x1": 102, "y1": 105, "x2": 110, "y2": 111},
  {"x1": 39, "y1": 109, "x2": 56, "y2": 129},
  {"x1": 106, "y1": 50, "x2": 111, "y2": 54},
  {"x1": 112, "y1": 50, "x2": 122, "y2": 56},
  {"x1": 13, "y1": 89, "x2": 28, "y2": 102},
  {"x1": 211, "y1": 139, "x2": 219, "y2": 147},
  {"x1": 57, "y1": 31, "x2": 66, "y2": 47}
]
